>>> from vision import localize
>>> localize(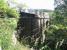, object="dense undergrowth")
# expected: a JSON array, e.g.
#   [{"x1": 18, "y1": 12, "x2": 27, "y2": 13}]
[{"x1": 0, "y1": 0, "x2": 67, "y2": 50}]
